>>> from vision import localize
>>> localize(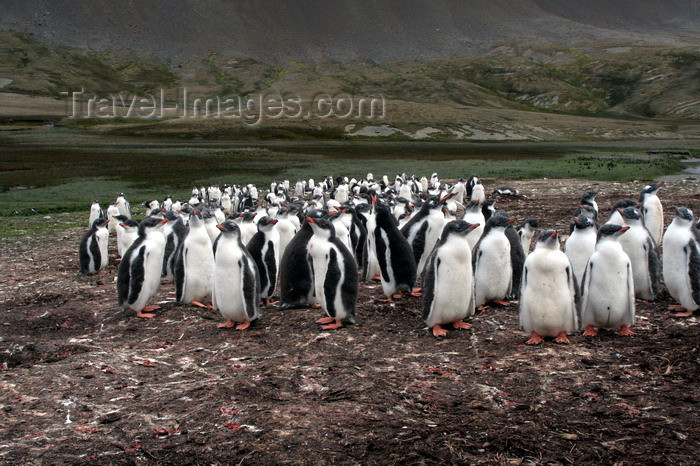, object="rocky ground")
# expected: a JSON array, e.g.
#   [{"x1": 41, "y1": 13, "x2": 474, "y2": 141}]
[{"x1": 1, "y1": 177, "x2": 699, "y2": 464}]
